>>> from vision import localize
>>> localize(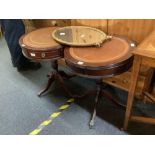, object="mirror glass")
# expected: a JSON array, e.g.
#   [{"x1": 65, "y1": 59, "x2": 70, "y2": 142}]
[{"x1": 52, "y1": 26, "x2": 107, "y2": 46}]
